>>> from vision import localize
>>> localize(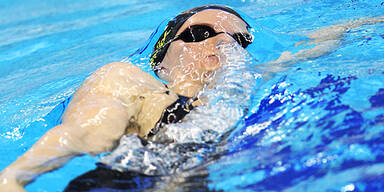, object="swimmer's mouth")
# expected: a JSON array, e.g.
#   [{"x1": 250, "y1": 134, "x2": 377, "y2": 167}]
[{"x1": 203, "y1": 70, "x2": 216, "y2": 85}]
